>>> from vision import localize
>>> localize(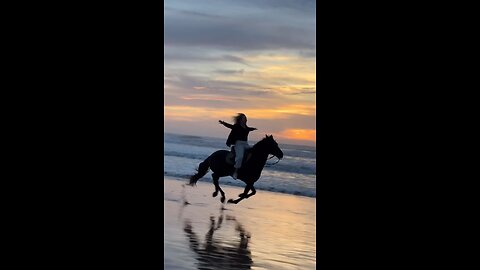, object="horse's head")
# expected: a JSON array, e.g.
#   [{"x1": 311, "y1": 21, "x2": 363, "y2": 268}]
[{"x1": 263, "y1": 135, "x2": 284, "y2": 159}]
